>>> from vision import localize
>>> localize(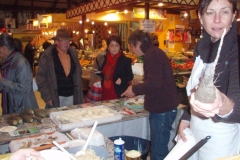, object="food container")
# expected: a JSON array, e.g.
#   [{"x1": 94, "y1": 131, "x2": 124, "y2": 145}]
[
  {"x1": 67, "y1": 145, "x2": 109, "y2": 160},
  {"x1": 125, "y1": 150, "x2": 141, "y2": 160},
  {"x1": 50, "y1": 105, "x2": 122, "y2": 132},
  {"x1": 114, "y1": 138, "x2": 125, "y2": 160}
]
